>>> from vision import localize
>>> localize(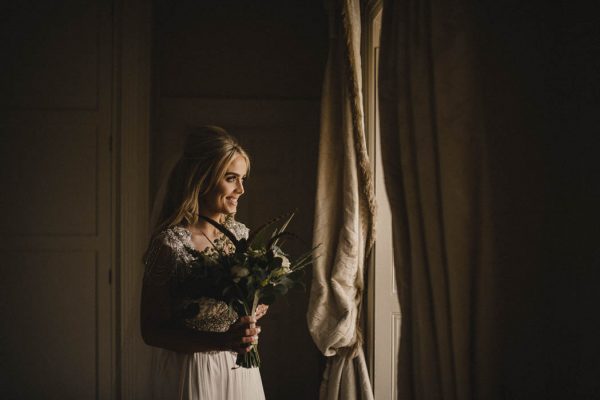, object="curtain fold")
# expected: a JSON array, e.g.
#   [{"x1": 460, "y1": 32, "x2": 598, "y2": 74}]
[
  {"x1": 306, "y1": 0, "x2": 376, "y2": 399},
  {"x1": 378, "y1": 0, "x2": 498, "y2": 398}
]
